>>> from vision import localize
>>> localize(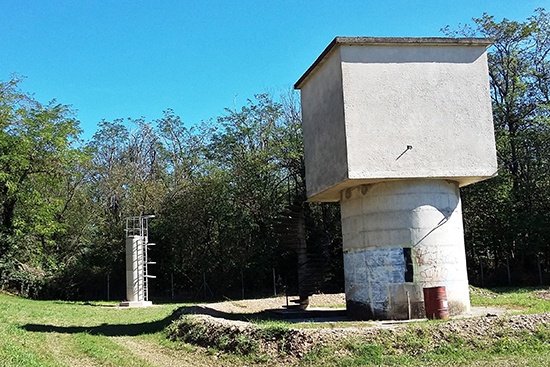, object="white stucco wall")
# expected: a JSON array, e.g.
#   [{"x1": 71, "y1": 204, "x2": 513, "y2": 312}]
[
  {"x1": 296, "y1": 38, "x2": 497, "y2": 202},
  {"x1": 300, "y1": 48, "x2": 349, "y2": 198}
]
